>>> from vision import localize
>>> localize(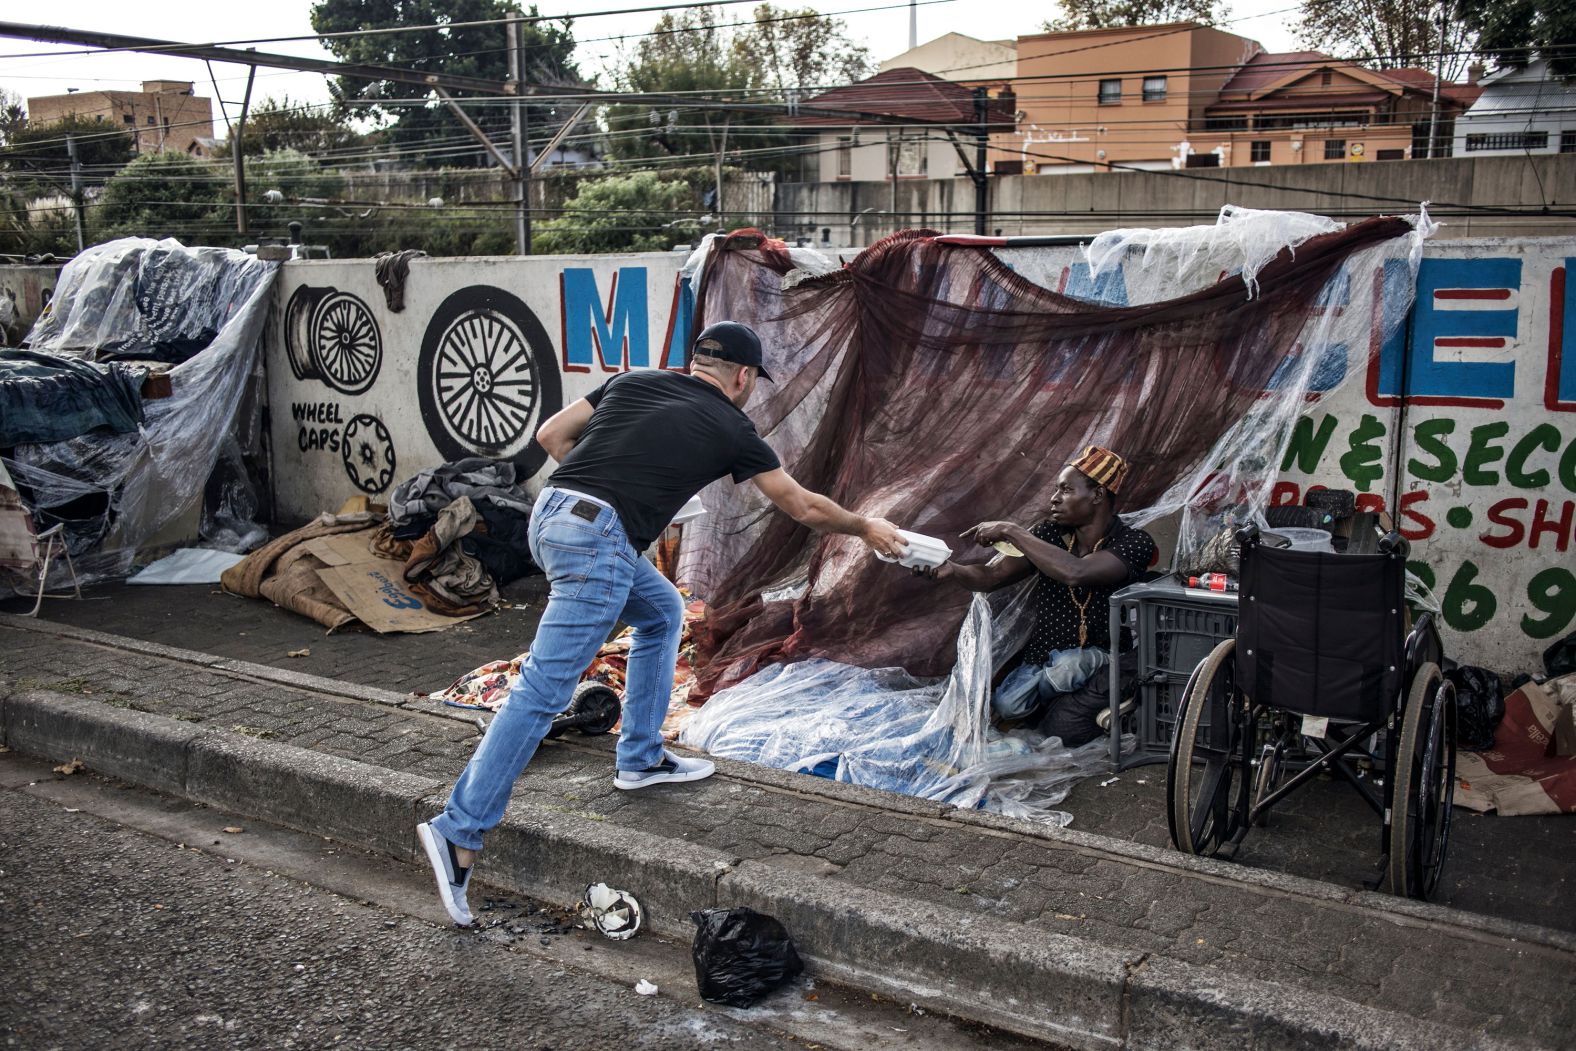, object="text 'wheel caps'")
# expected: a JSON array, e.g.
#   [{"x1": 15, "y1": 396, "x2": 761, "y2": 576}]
[{"x1": 434, "y1": 310, "x2": 540, "y2": 455}]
